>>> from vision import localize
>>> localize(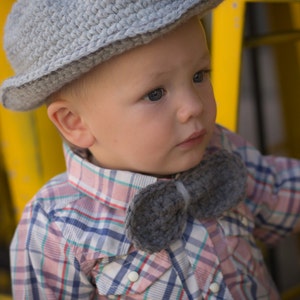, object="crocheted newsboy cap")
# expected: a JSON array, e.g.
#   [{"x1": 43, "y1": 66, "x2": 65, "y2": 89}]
[{"x1": 1, "y1": 0, "x2": 222, "y2": 111}]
